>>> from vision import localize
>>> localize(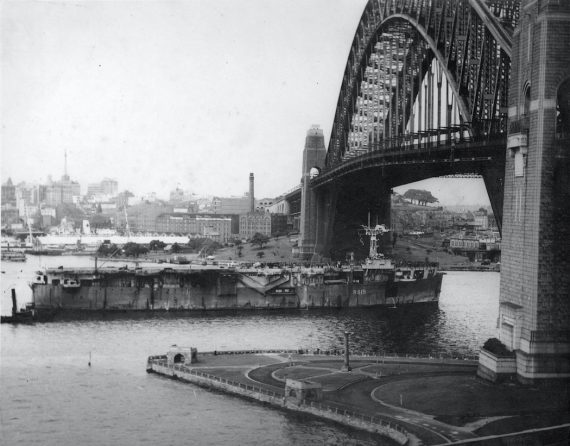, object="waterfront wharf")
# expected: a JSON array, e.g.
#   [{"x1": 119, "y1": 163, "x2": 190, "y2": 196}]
[{"x1": 146, "y1": 349, "x2": 569, "y2": 446}]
